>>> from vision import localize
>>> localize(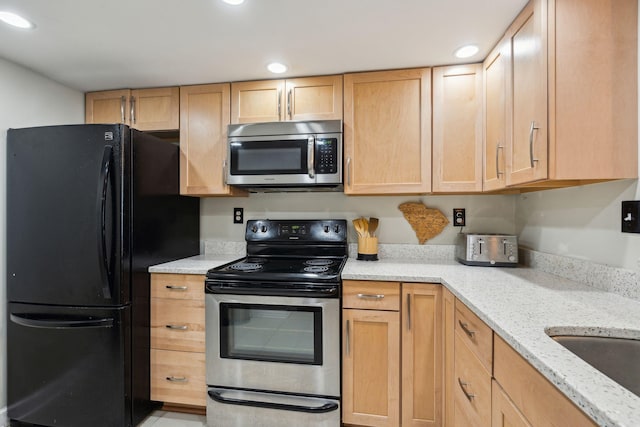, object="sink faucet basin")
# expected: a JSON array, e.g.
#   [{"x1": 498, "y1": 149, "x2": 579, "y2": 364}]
[{"x1": 549, "y1": 334, "x2": 640, "y2": 398}]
